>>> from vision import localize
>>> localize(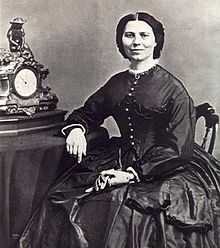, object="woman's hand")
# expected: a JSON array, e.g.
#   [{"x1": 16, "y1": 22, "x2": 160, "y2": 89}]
[
  {"x1": 93, "y1": 169, "x2": 134, "y2": 192},
  {"x1": 85, "y1": 169, "x2": 135, "y2": 193},
  {"x1": 66, "y1": 128, "x2": 87, "y2": 163},
  {"x1": 101, "y1": 169, "x2": 134, "y2": 186}
]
